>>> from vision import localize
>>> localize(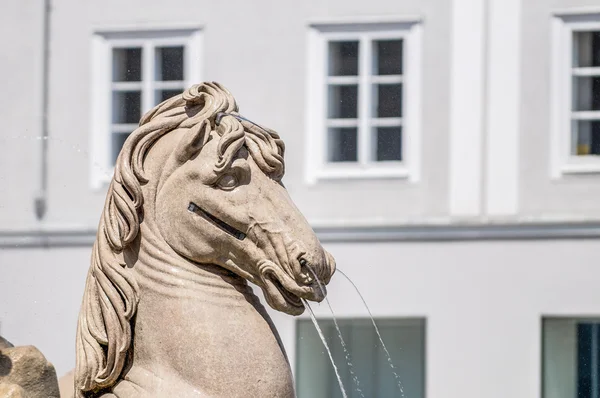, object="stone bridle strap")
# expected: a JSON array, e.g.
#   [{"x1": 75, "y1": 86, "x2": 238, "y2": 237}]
[{"x1": 188, "y1": 202, "x2": 247, "y2": 241}]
